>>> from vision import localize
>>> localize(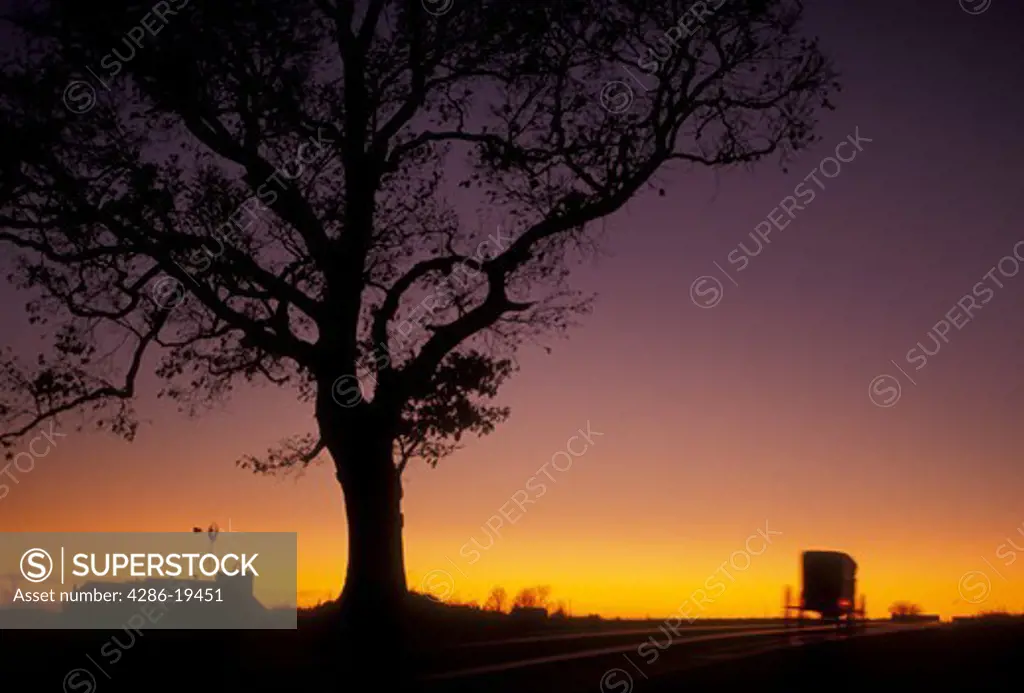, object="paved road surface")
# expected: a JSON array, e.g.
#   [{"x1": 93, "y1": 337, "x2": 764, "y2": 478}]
[{"x1": 419, "y1": 621, "x2": 941, "y2": 692}]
